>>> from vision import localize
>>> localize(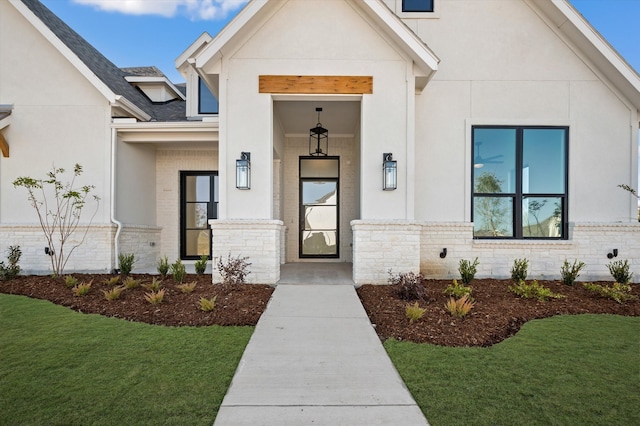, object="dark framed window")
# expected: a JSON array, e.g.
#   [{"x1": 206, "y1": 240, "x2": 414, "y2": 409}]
[
  {"x1": 402, "y1": 0, "x2": 434, "y2": 12},
  {"x1": 472, "y1": 126, "x2": 568, "y2": 239},
  {"x1": 198, "y1": 78, "x2": 218, "y2": 114},
  {"x1": 180, "y1": 171, "x2": 218, "y2": 259}
]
